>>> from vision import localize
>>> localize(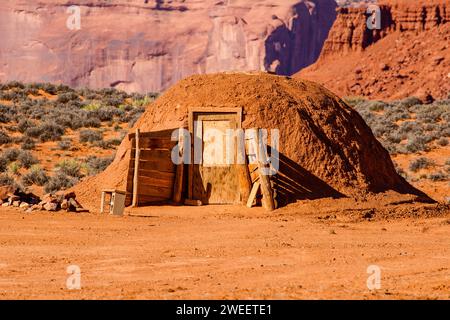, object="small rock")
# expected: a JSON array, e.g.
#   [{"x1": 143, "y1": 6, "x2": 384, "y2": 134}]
[
  {"x1": 2, "y1": 203, "x2": 9, "y2": 207},
  {"x1": 433, "y1": 56, "x2": 444, "y2": 65},
  {"x1": 61, "y1": 199, "x2": 69, "y2": 210},
  {"x1": 12, "y1": 201, "x2": 21, "y2": 207},
  {"x1": 43, "y1": 202, "x2": 58, "y2": 212},
  {"x1": 379, "y1": 63, "x2": 389, "y2": 71},
  {"x1": 42, "y1": 193, "x2": 57, "y2": 204},
  {"x1": 19, "y1": 202, "x2": 30, "y2": 209},
  {"x1": 31, "y1": 204, "x2": 43, "y2": 211}
]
